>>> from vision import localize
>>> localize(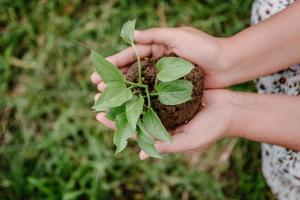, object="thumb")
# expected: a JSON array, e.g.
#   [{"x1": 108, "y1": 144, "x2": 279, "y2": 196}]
[
  {"x1": 134, "y1": 28, "x2": 180, "y2": 46},
  {"x1": 139, "y1": 131, "x2": 201, "y2": 160}
]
